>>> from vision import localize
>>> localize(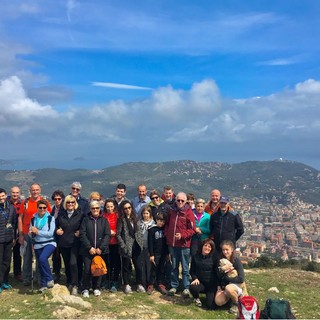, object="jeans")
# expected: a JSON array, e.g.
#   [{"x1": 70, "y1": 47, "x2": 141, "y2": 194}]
[
  {"x1": 35, "y1": 244, "x2": 56, "y2": 287},
  {"x1": 168, "y1": 246, "x2": 190, "y2": 290}
]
